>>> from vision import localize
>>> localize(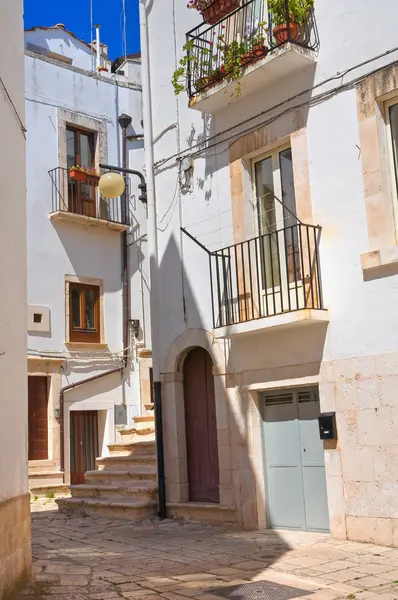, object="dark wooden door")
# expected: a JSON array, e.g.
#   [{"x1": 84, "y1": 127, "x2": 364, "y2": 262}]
[
  {"x1": 184, "y1": 347, "x2": 220, "y2": 503},
  {"x1": 28, "y1": 376, "x2": 48, "y2": 460},
  {"x1": 66, "y1": 126, "x2": 96, "y2": 217},
  {"x1": 70, "y1": 411, "x2": 99, "y2": 484}
]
